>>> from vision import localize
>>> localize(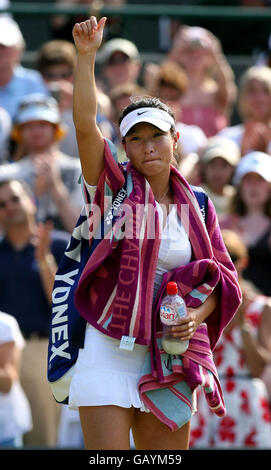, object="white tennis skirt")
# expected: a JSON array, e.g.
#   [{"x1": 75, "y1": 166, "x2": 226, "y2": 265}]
[{"x1": 69, "y1": 324, "x2": 149, "y2": 412}]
